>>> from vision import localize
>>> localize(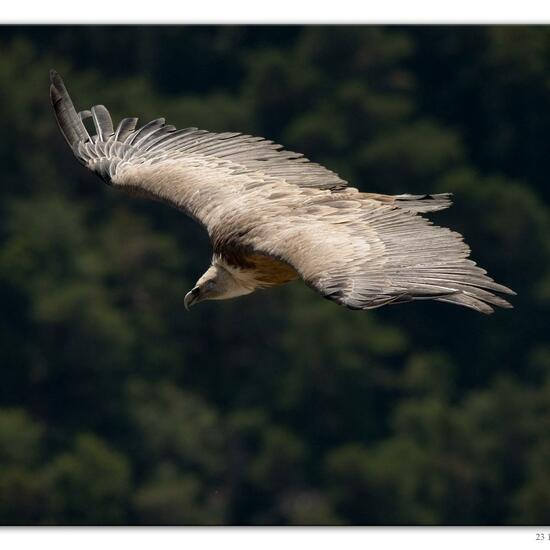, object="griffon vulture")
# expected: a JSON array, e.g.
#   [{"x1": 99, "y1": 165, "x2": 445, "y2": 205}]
[{"x1": 50, "y1": 70, "x2": 514, "y2": 313}]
